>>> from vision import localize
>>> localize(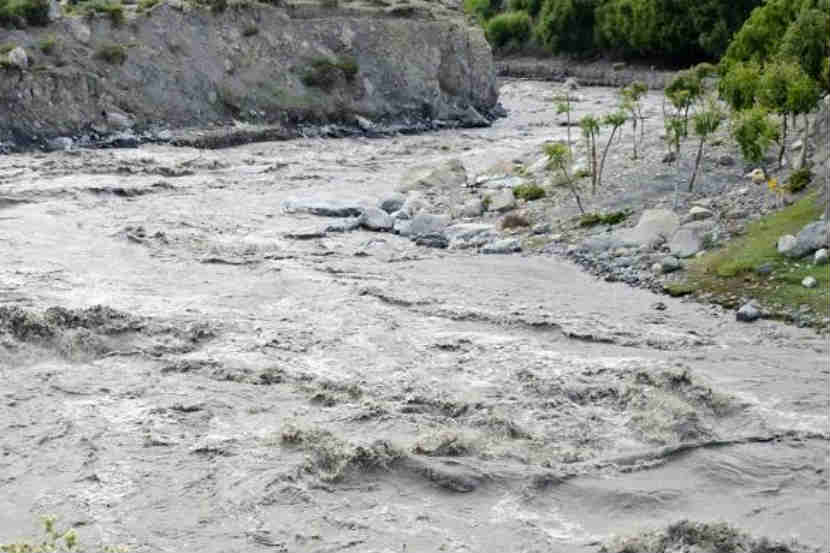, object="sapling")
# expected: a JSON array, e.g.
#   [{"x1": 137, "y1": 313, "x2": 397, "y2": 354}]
[
  {"x1": 688, "y1": 97, "x2": 725, "y2": 192},
  {"x1": 597, "y1": 110, "x2": 627, "y2": 189},
  {"x1": 620, "y1": 81, "x2": 647, "y2": 159},
  {"x1": 556, "y1": 91, "x2": 573, "y2": 159},
  {"x1": 545, "y1": 142, "x2": 585, "y2": 214},
  {"x1": 579, "y1": 115, "x2": 600, "y2": 193}
]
